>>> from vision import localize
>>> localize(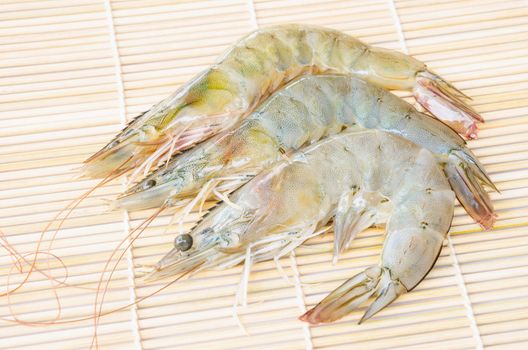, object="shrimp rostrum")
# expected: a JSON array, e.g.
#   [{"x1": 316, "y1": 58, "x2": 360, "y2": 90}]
[
  {"x1": 118, "y1": 75, "x2": 495, "y2": 229},
  {"x1": 83, "y1": 24, "x2": 482, "y2": 180},
  {"x1": 147, "y1": 130, "x2": 455, "y2": 325}
]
